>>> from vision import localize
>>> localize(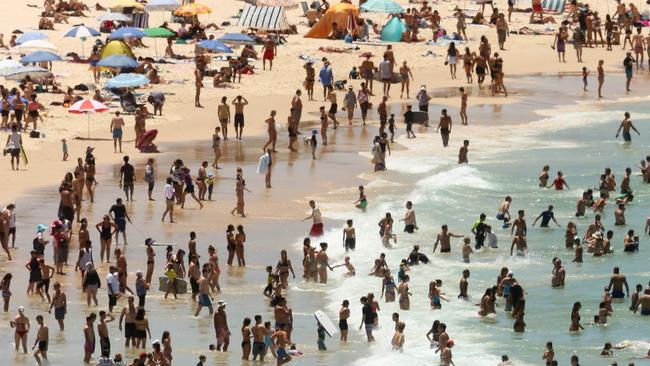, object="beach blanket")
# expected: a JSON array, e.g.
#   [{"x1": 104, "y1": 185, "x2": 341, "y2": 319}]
[{"x1": 542, "y1": 0, "x2": 566, "y2": 13}]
